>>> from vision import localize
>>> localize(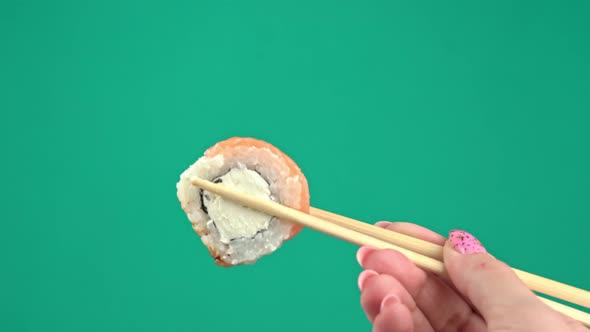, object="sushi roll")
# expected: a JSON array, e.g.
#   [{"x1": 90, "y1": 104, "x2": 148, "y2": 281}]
[{"x1": 176, "y1": 137, "x2": 310, "y2": 266}]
